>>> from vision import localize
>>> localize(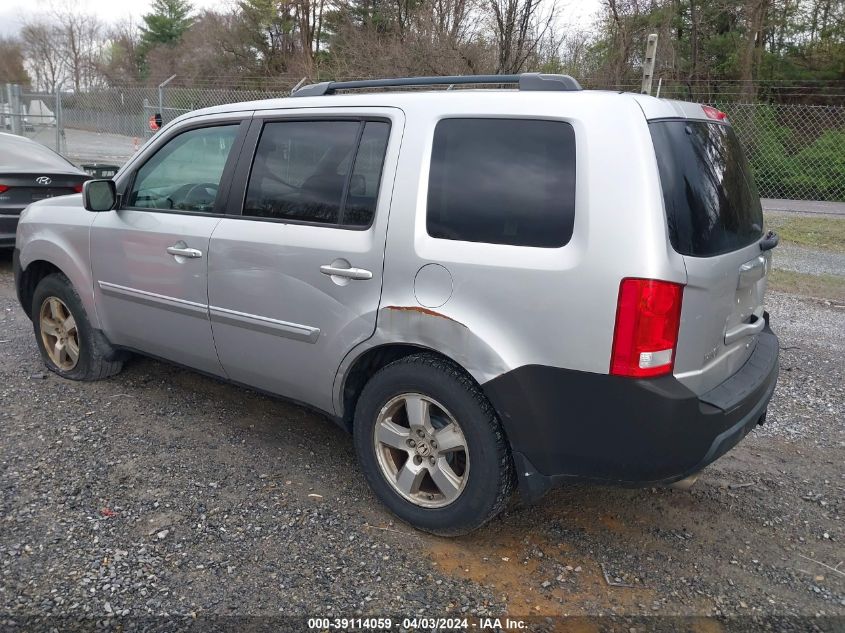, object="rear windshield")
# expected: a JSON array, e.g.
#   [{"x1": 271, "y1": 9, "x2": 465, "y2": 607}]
[
  {"x1": 649, "y1": 120, "x2": 763, "y2": 257},
  {"x1": 0, "y1": 135, "x2": 78, "y2": 172}
]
